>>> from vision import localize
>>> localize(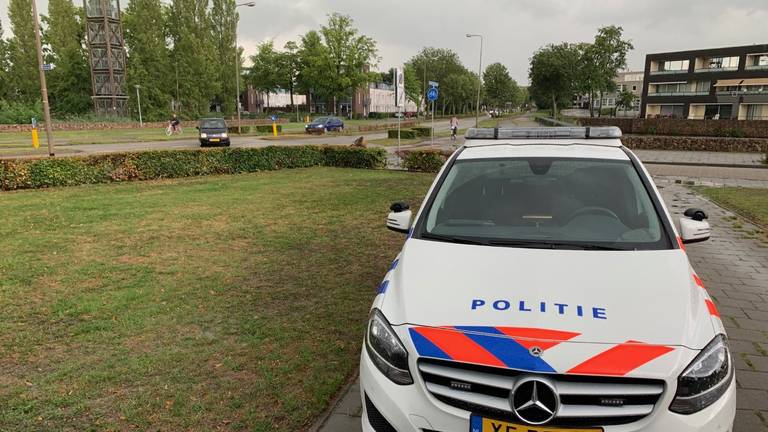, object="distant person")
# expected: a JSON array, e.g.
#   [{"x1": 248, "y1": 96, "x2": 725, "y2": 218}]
[
  {"x1": 450, "y1": 116, "x2": 459, "y2": 141},
  {"x1": 169, "y1": 114, "x2": 180, "y2": 132}
]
